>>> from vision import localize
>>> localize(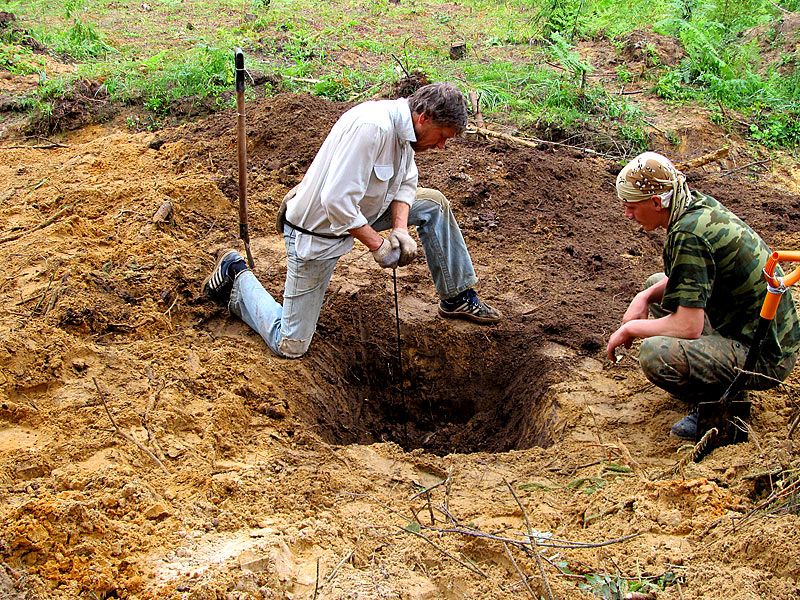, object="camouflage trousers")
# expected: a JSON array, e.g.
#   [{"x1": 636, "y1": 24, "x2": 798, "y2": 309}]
[{"x1": 638, "y1": 273, "x2": 797, "y2": 403}]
